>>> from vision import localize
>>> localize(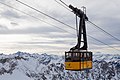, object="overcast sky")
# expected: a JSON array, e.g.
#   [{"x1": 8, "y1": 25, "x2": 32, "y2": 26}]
[{"x1": 0, "y1": 0, "x2": 120, "y2": 55}]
